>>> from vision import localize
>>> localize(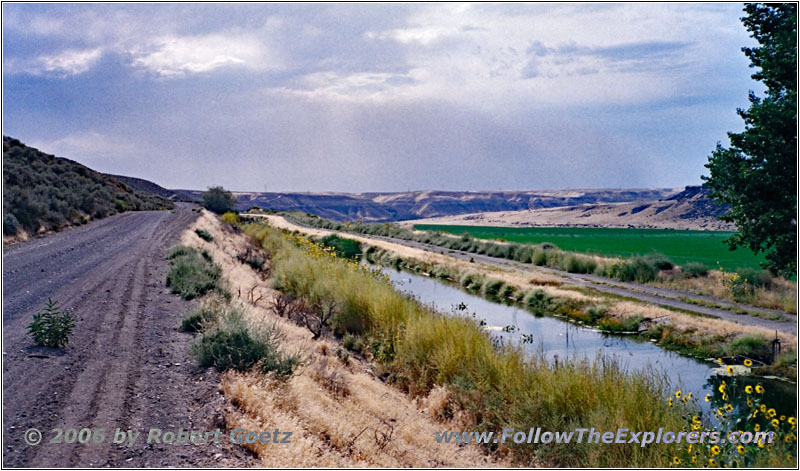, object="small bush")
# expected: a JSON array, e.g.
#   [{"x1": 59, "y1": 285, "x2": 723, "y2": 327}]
[
  {"x1": 195, "y1": 228, "x2": 214, "y2": 242},
  {"x1": 319, "y1": 234, "x2": 362, "y2": 260},
  {"x1": 27, "y1": 298, "x2": 75, "y2": 348},
  {"x1": 202, "y1": 186, "x2": 237, "y2": 214},
  {"x1": 221, "y1": 211, "x2": 240, "y2": 225},
  {"x1": 3, "y1": 213, "x2": 20, "y2": 235},
  {"x1": 605, "y1": 257, "x2": 658, "y2": 283},
  {"x1": 724, "y1": 334, "x2": 771, "y2": 361},
  {"x1": 735, "y1": 267, "x2": 773, "y2": 288},
  {"x1": 600, "y1": 314, "x2": 644, "y2": 332},
  {"x1": 498, "y1": 283, "x2": 517, "y2": 300},
  {"x1": 681, "y1": 262, "x2": 709, "y2": 278},
  {"x1": 525, "y1": 289, "x2": 550, "y2": 313},
  {"x1": 644, "y1": 253, "x2": 674, "y2": 270},
  {"x1": 166, "y1": 245, "x2": 222, "y2": 300},
  {"x1": 180, "y1": 298, "x2": 224, "y2": 332},
  {"x1": 460, "y1": 272, "x2": 484, "y2": 291},
  {"x1": 482, "y1": 279, "x2": 505, "y2": 298},
  {"x1": 192, "y1": 311, "x2": 297, "y2": 376}
]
